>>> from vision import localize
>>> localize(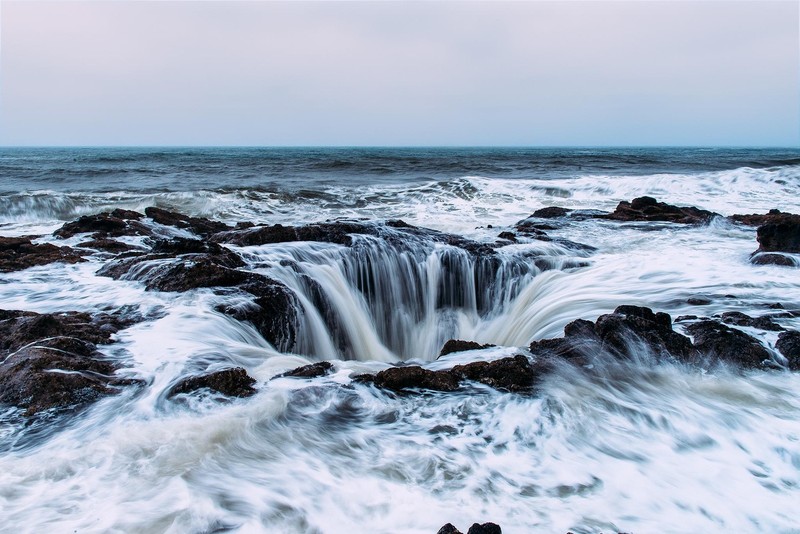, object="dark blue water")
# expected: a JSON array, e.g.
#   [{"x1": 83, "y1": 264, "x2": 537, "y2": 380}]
[{"x1": 2, "y1": 147, "x2": 798, "y2": 194}]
